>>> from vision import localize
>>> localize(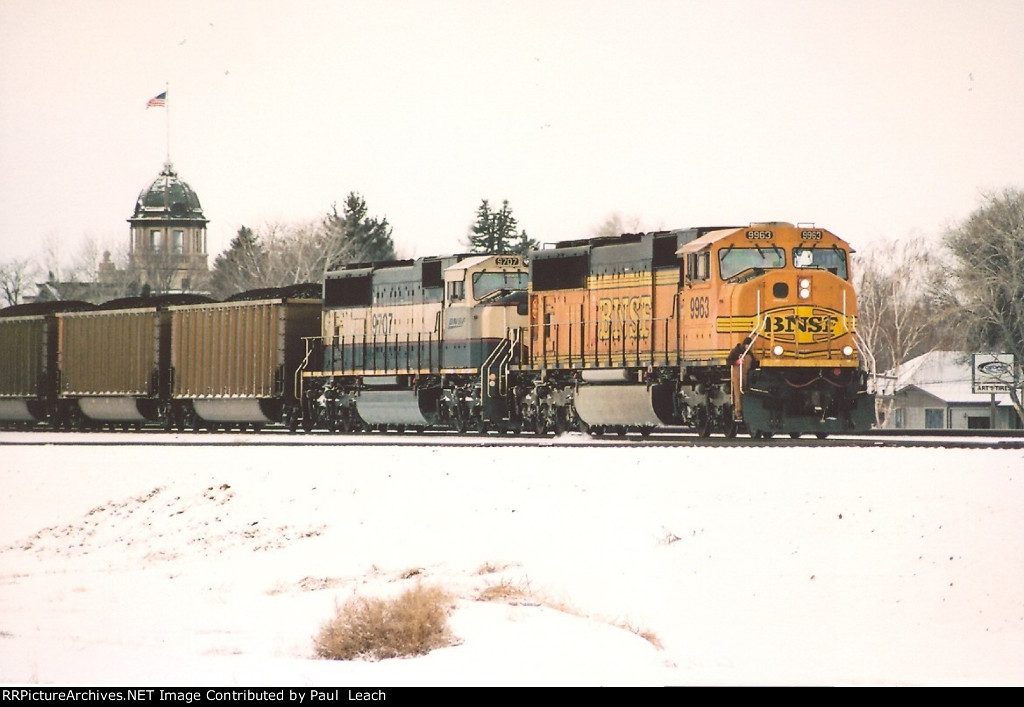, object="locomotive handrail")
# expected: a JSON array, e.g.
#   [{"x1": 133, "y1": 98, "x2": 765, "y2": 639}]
[
  {"x1": 523, "y1": 315, "x2": 676, "y2": 371},
  {"x1": 295, "y1": 336, "x2": 318, "y2": 401}
]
